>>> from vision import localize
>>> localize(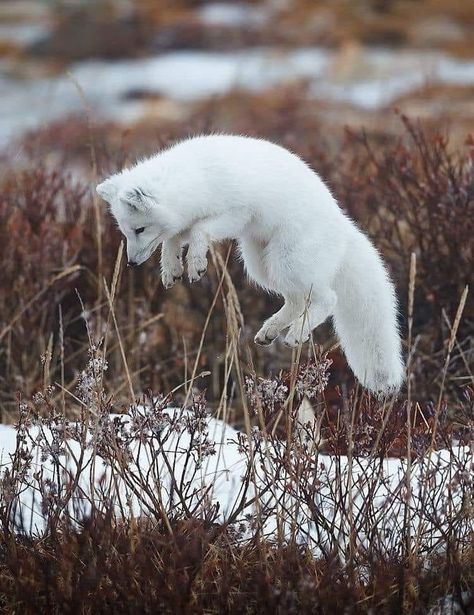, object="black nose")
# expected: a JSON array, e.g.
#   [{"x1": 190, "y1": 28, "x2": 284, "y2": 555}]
[{"x1": 127, "y1": 260, "x2": 137, "y2": 268}]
